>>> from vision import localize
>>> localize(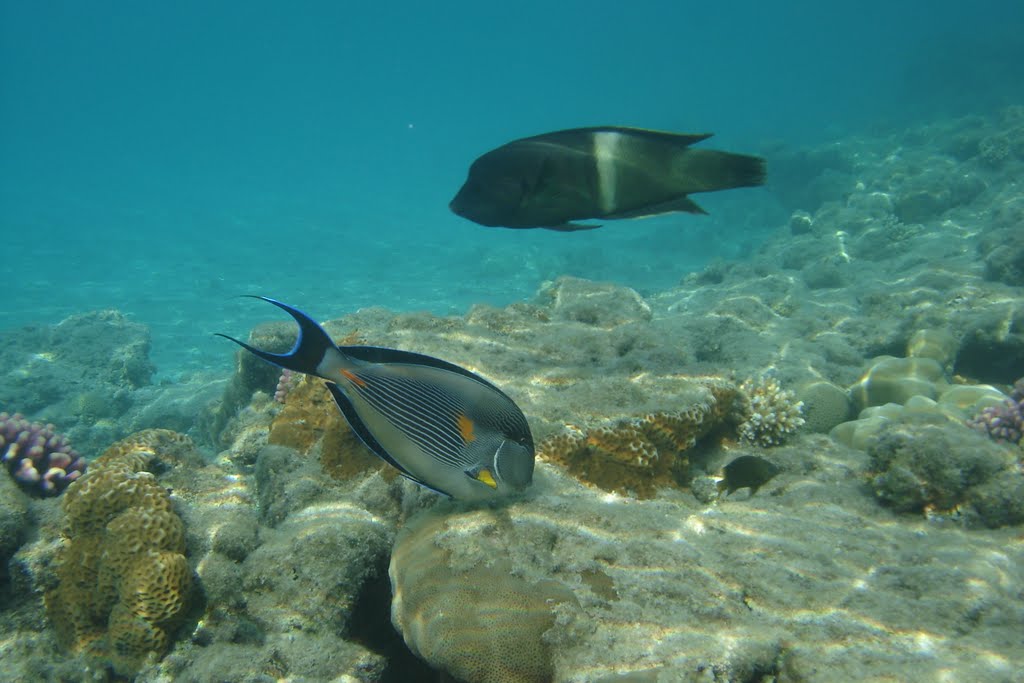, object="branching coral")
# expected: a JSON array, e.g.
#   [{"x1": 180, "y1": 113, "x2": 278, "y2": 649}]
[
  {"x1": 1, "y1": 412, "x2": 86, "y2": 496},
  {"x1": 967, "y1": 378, "x2": 1024, "y2": 446},
  {"x1": 737, "y1": 375, "x2": 806, "y2": 447}
]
